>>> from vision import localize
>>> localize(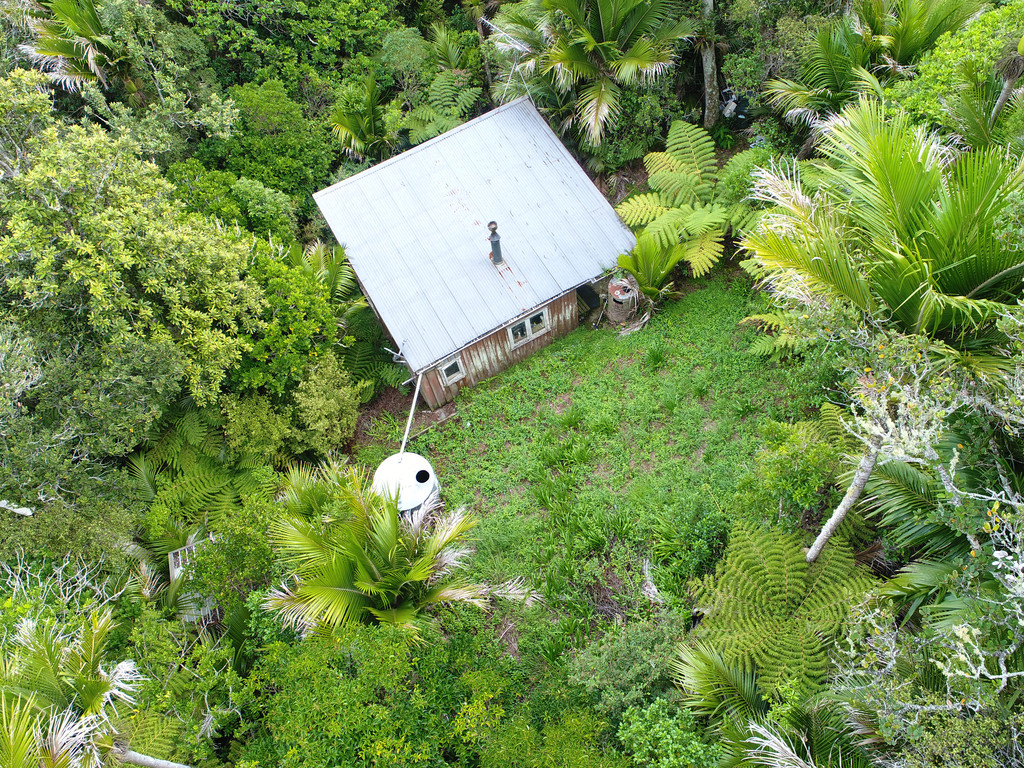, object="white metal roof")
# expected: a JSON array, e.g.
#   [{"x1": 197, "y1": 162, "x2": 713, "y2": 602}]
[{"x1": 313, "y1": 97, "x2": 636, "y2": 373}]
